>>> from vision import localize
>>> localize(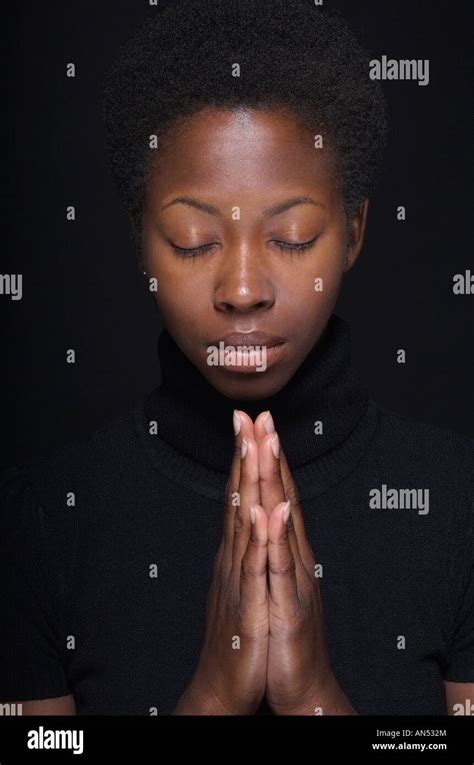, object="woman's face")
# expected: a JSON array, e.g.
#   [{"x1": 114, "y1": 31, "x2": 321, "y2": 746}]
[{"x1": 142, "y1": 107, "x2": 368, "y2": 400}]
